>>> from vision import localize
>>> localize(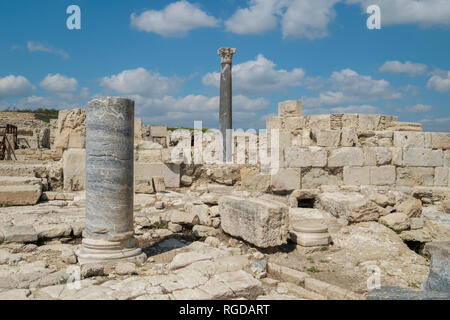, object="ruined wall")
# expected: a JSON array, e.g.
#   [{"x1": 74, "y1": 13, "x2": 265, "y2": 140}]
[{"x1": 266, "y1": 101, "x2": 450, "y2": 191}]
